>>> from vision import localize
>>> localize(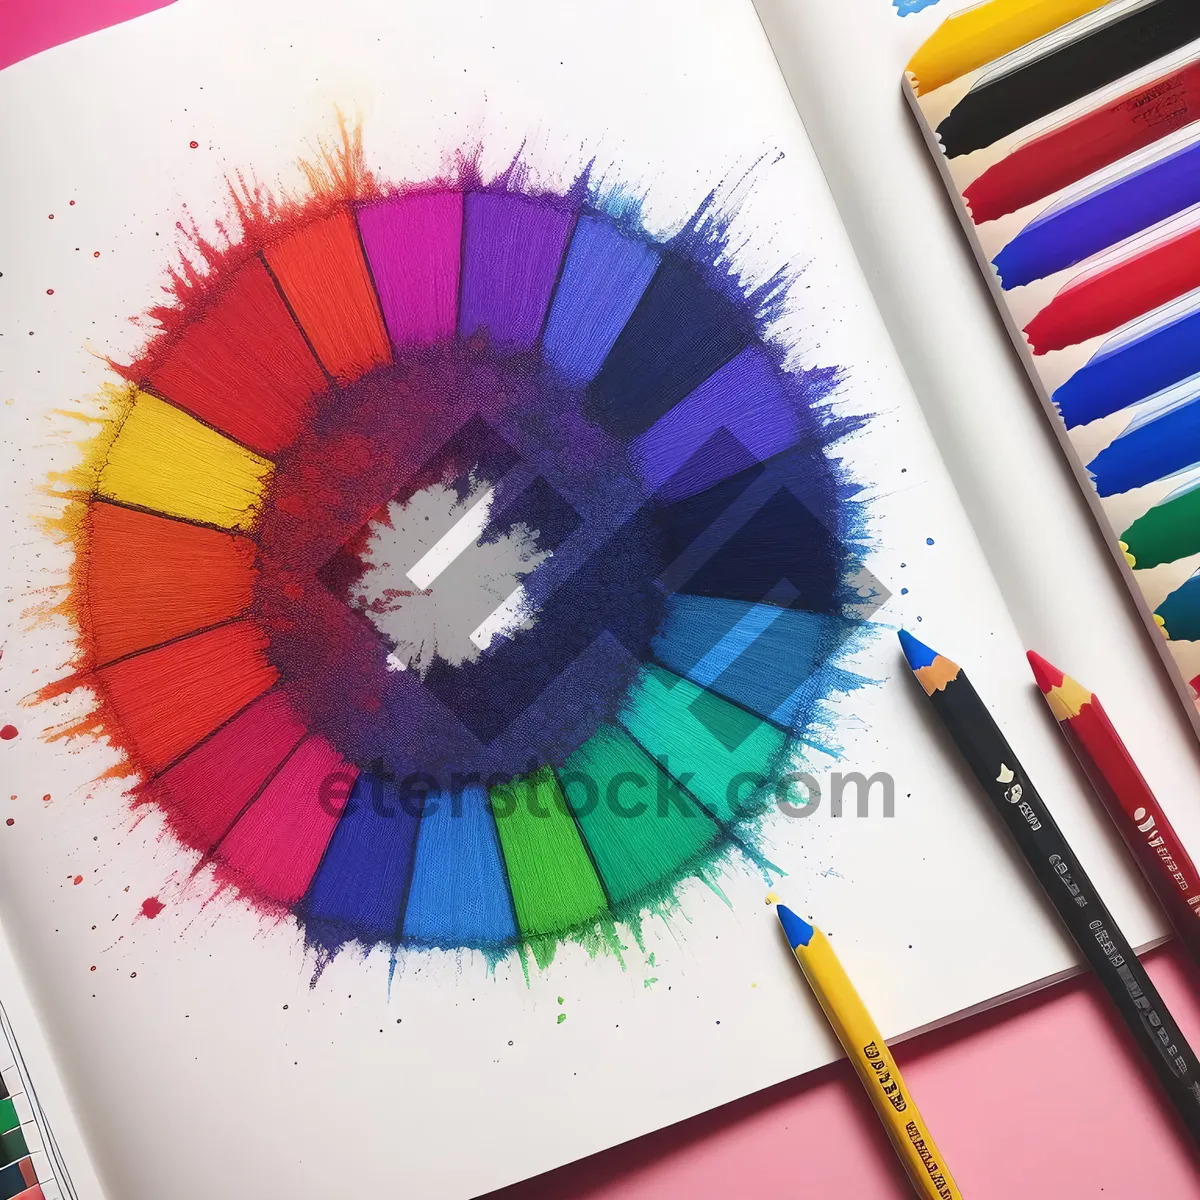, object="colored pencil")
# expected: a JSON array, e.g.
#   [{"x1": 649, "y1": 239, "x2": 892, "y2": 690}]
[
  {"x1": 899, "y1": 630, "x2": 1200, "y2": 1145},
  {"x1": 1024, "y1": 224, "x2": 1200, "y2": 355},
  {"x1": 965, "y1": 59, "x2": 1200, "y2": 224},
  {"x1": 992, "y1": 138, "x2": 1200, "y2": 292},
  {"x1": 776, "y1": 904, "x2": 961, "y2": 1200},
  {"x1": 906, "y1": 0, "x2": 1111, "y2": 97},
  {"x1": 1028, "y1": 651, "x2": 1200, "y2": 967},
  {"x1": 936, "y1": 0, "x2": 1200, "y2": 159}
]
